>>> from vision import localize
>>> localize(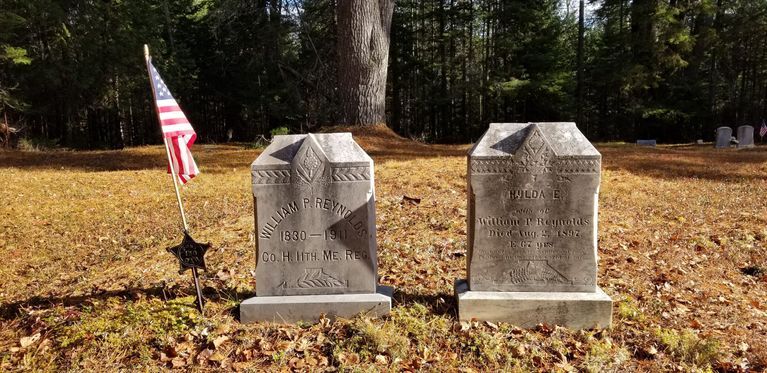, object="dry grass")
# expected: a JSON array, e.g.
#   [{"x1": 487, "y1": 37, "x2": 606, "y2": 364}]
[{"x1": 0, "y1": 128, "x2": 765, "y2": 371}]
